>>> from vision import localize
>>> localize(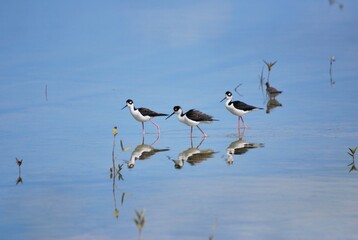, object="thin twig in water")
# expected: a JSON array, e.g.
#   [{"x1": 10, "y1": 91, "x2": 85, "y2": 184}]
[
  {"x1": 259, "y1": 65, "x2": 265, "y2": 97},
  {"x1": 120, "y1": 140, "x2": 130, "y2": 152},
  {"x1": 234, "y1": 83, "x2": 243, "y2": 96},
  {"x1": 121, "y1": 192, "x2": 126, "y2": 205},
  {"x1": 263, "y1": 60, "x2": 277, "y2": 83},
  {"x1": 16, "y1": 158, "x2": 23, "y2": 185},
  {"x1": 329, "y1": 56, "x2": 336, "y2": 86}
]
